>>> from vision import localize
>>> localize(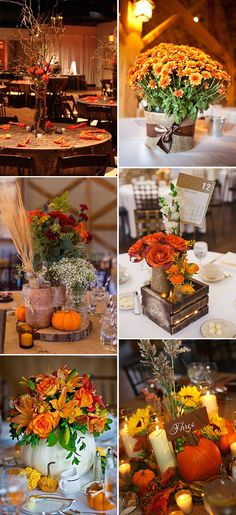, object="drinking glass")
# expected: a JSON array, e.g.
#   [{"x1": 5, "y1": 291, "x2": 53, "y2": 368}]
[
  {"x1": 0, "y1": 474, "x2": 28, "y2": 513},
  {"x1": 90, "y1": 287, "x2": 108, "y2": 317},
  {"x1": 100, "y1": 316, "x2": 117, "y2": 352},
  {"x1": 187, "y1": 362, "x2": 204, "y2": 384},
  {"x1": 105, "y1": 467, "x2": 117, "y2": 506},
  {"x1": 201, "y1": 362, "x2": 218, "y2": 385},
  {"x1": 203, "y1": 477, "x2": 236, "y2": 514},
  {"x1": 193, "y1": 241, "x2": 208, "y2": 265}
]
